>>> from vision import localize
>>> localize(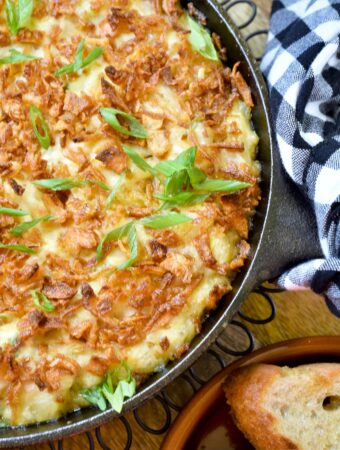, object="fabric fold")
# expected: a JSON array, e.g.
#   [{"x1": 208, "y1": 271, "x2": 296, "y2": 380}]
[{"x1": 261, "y1": 0, "x2": 340, "y2": 316}]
